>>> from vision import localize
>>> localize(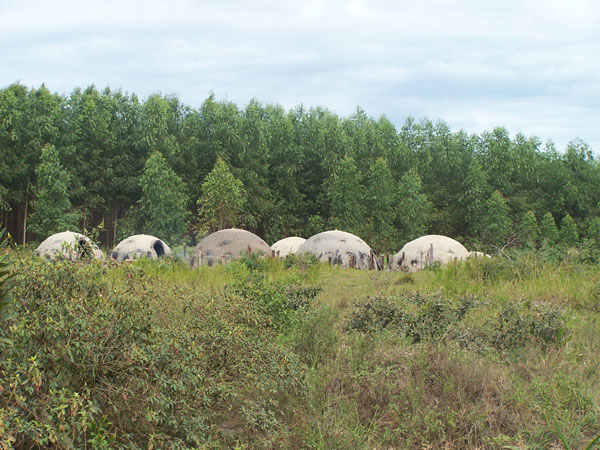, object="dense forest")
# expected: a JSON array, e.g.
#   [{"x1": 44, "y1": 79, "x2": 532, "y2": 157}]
[{"x1": 1, "y1": 83, "x2": 599, "y2": 253}]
